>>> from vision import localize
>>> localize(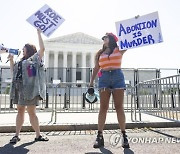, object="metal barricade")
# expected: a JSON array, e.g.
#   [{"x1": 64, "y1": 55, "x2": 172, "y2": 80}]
[
  {"x1": 132, "y1": 75, "x2": 180, "y2": 122},
  {"x1": 1, "y1": 67, "x2": 179, "y2": 124},
  {"x1": 0, "y1": 81, "x2": 49, "y2": 114},
  {"x1": 0, "y1": 82, "x2": 13, "y2": 113},
  {"x1": 48, "y1": 82, "x2": 133, "y2": 123}
]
